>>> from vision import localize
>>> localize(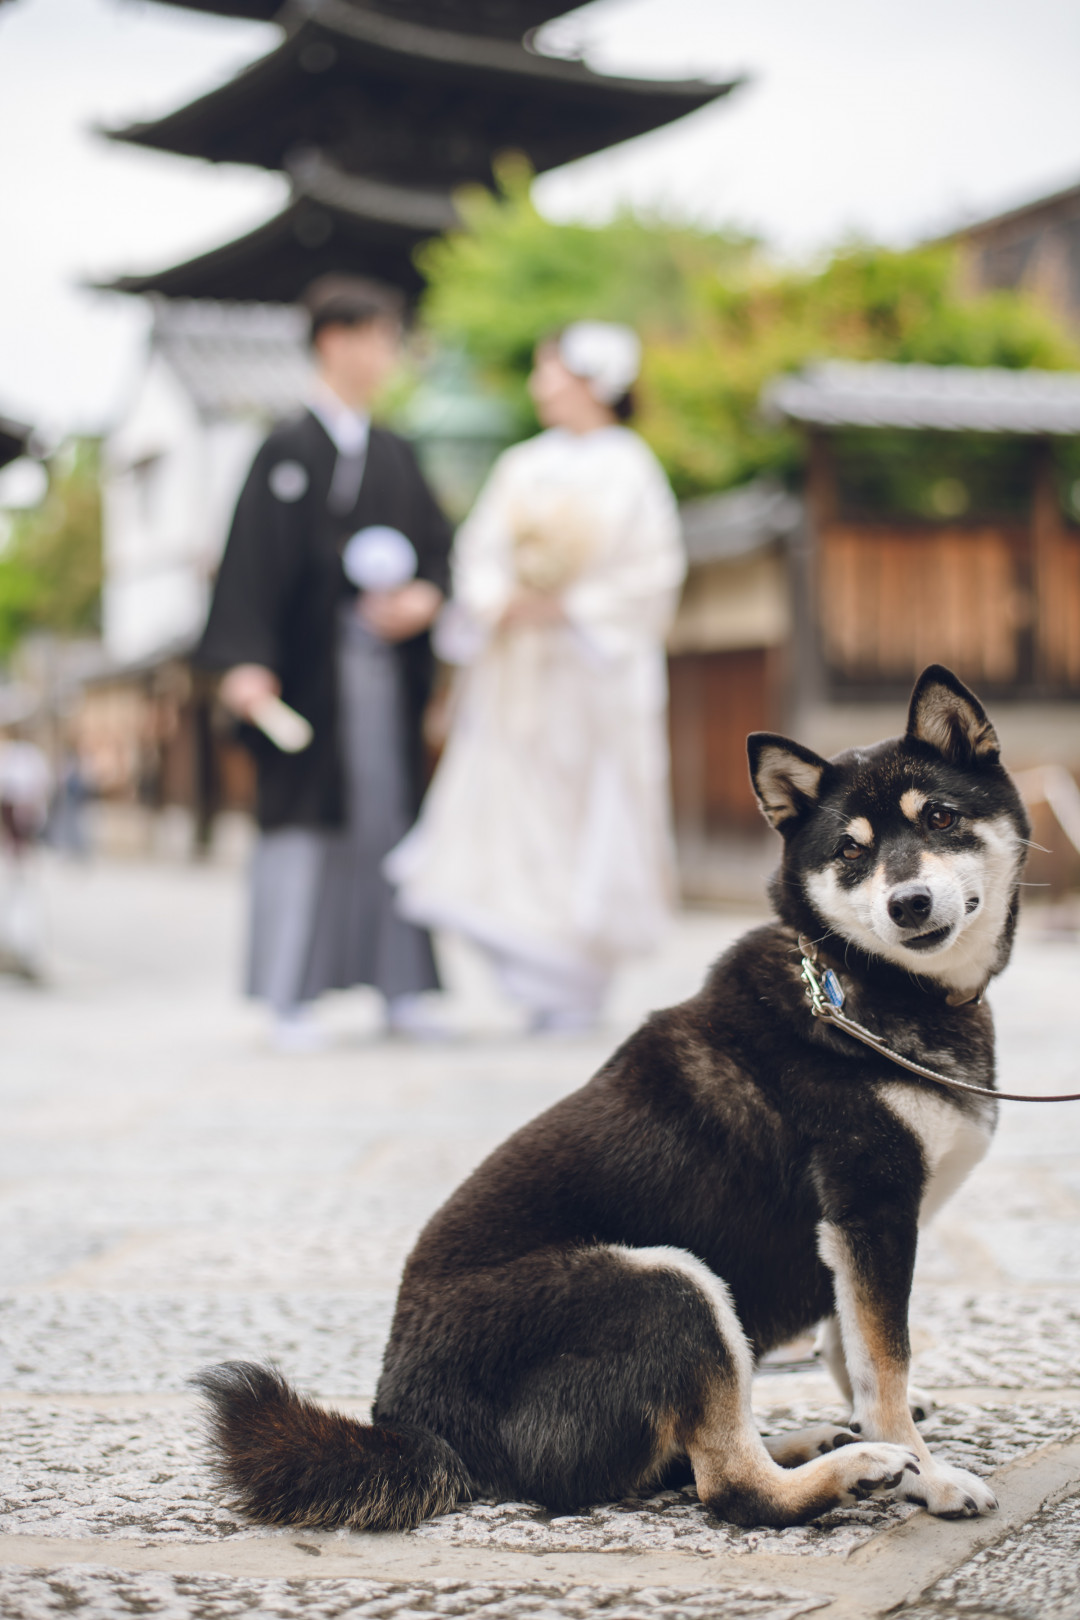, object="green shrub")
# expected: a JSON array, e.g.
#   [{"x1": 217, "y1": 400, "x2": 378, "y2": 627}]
[{"x1": 419, "y1": 170, "x2": 1079, "y2": 499}]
